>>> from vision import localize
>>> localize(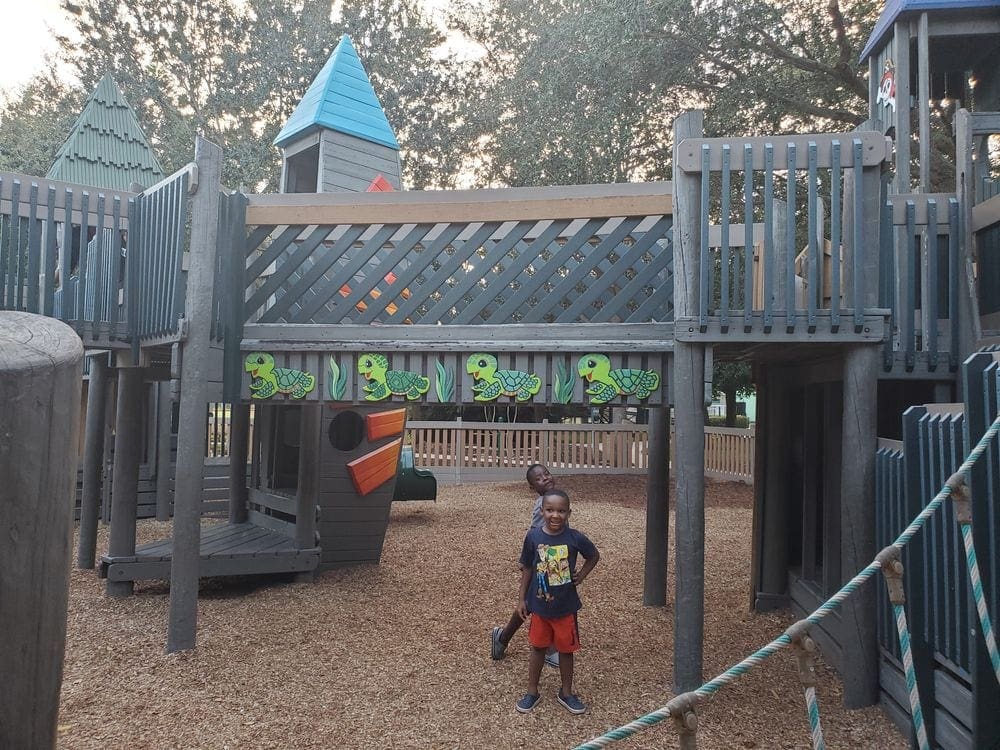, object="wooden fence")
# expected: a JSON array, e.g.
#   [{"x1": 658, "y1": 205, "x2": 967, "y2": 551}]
[{"x1": 406, "y1": 420, "x2": 754, "y2": 484}]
